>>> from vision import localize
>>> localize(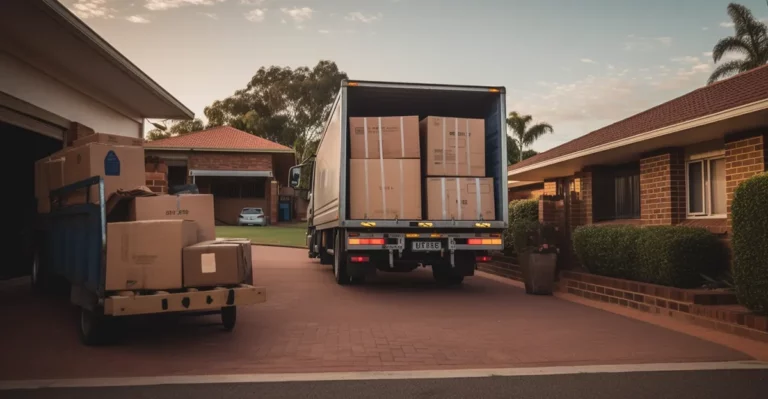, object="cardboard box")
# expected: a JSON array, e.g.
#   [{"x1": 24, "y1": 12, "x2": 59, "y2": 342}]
[
  {"x1": 73, "y1": 133, "x2": 143, "y2": 148},
  {"x1": 349, "y1": 116, "x2": 420, "y2": 159},
  {"x1": 183, "y1": 240, "x2": 251, "y2": 287},
  {"x1": 62, "y1": 143, "x2": 145, "y2": 204},
  {"x1": 35, "y1": 156, "x2": 67, "y2": 213},
  {"x1": 350, "y1": 159, "x2": 421, "y2": 220},
  {"x1": 106, "y1": 220, "x2": 197, "y2": 291},
  {"x1": 425, "y1": 177, "x2": 495, "y2": 221},
  {"x1": 420, "y1": 116, "x2": 486, "y2": 177},
  {"x1": 130, "y1": 194, "x2": 215, "y2": 242}
]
